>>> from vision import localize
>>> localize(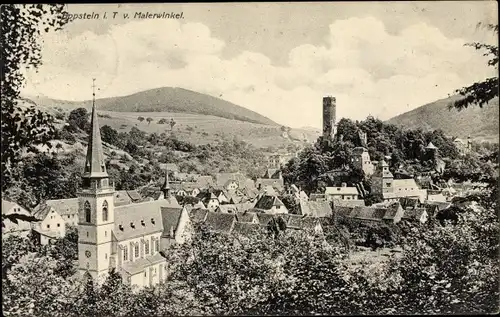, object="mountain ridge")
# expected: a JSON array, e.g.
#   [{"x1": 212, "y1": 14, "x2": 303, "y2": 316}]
[
  {"x1": 23, "y1": 87, "x2": 278, "y2": 126},
  {"x1": 387, "y1": 95, "x2": 499, "y2": 142}
]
